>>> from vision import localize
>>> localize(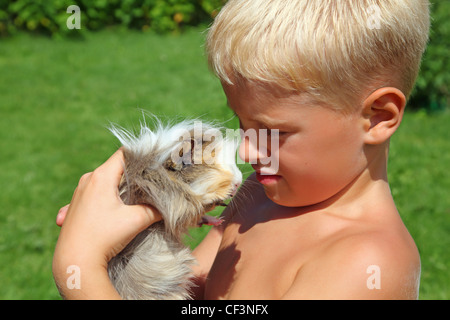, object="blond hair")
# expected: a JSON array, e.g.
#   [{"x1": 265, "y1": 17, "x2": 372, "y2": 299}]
[{"x1": 206, "y1": 0, "x2": 430, "y2": 111}]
